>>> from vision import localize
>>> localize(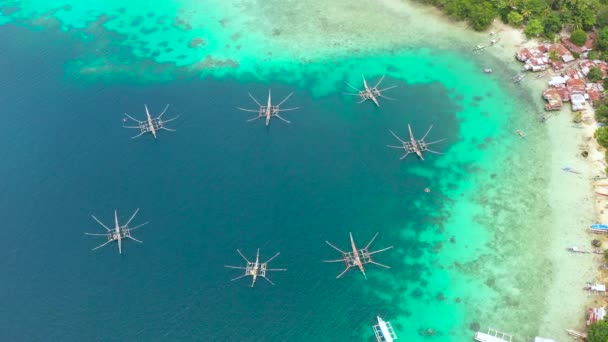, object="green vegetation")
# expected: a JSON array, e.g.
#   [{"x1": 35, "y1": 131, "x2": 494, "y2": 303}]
[
  {"x1": 524, "y1": 19, "x2": 544, "y2": 38},
  {"x1": 596, "y1": 105, "x2": 608, "y2": 123},
  {"x1": 588, "y1": 319, "x2": 608, "y2": 342},
  {"x1": 548, "y1": 49, "x2": 559, "y2": 62},
  {"x1": 542, "y1": 13, "x2": 562, "y2": 36},
  {"x1": 411, "y1": 0, "x2": 608, "y2": 61},
  {"x1": 507, "y1": 11, "x2": 523, "y2": 27},
  {"x1": 570, "y1": 29, "x2": 587, "y2": 46},
  {"x1": 595, "y1": 126, "x2": 608, "y2": 148},
  {"x1": 589, "y1": 67, "x2": 604, "y2": 82}
]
